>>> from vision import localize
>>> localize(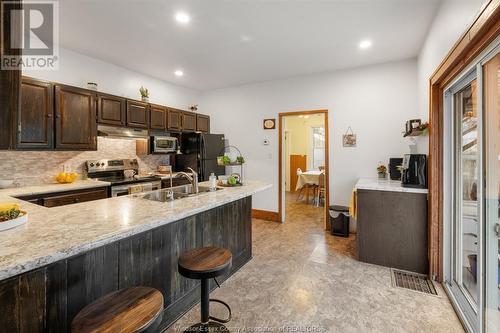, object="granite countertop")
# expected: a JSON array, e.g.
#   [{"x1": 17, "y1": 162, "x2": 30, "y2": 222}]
[
  {"x1": 355, "y1": 178, "x2": 428, "y2": 194},
  {"x1": 0, "y1": 180, "x2": 271, "y2": 280},
  {"x1": 0, "y1": 179, "x2": 111, "y2": 197}
]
